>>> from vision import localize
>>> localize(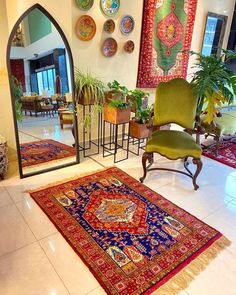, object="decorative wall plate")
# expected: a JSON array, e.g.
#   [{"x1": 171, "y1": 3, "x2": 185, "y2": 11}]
[
  {"x1": 104, "y1": 19, "x2": 115, "y2": 33},
  {"x1": 102, "y1": 38, "x2": 118, "y2": 57},
  {"x1": 120, "y1": 15, "x2": 135, "y2": 35},
  {"x1": 124, "y1": 40, "x2": 135, "y2": 53},
  {"x1": 100, "y1": 0, "x2": 120, "y2": 17},
  {"x1": 75, "y1": 15, "x2": 96, "y2": 41},
  {"x1": 75, "y1": 0, "x2": 94, "y2": 10}
]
